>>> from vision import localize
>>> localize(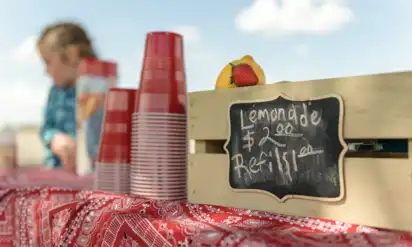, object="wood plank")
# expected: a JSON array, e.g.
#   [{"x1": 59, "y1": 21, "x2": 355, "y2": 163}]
[
  {"x1": 188, "y1": 153, "x2": 412, "y2": 231},
  {"x1": 189, "y1": 71, "x2": 412, "y2": 140}
]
